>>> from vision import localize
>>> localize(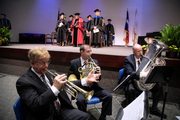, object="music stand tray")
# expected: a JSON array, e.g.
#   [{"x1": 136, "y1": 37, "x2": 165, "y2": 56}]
[{"x1": 145, "y1": 66, "x2": 174, "y2": 84}]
